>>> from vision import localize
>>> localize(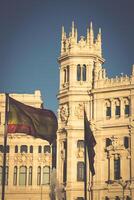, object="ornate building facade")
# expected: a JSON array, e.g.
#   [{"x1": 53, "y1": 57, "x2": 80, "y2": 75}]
[
  {"x1": 0, "y1": 90, "x2": 52, "y2": 200},
  {"x1": 57, "y1": 22, "x2": 134, "y2": 200}
]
